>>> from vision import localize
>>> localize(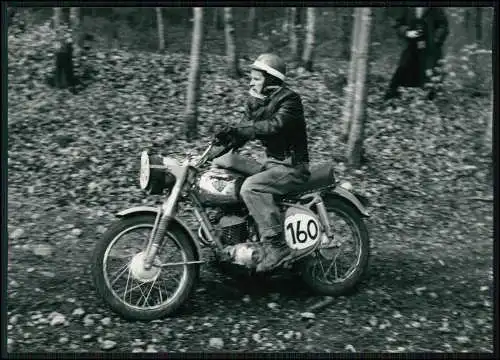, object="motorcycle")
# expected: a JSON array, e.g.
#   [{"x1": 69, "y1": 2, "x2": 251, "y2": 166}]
[{"x1": 91, "y1": 140, "x2": 371, "y2": 321}]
